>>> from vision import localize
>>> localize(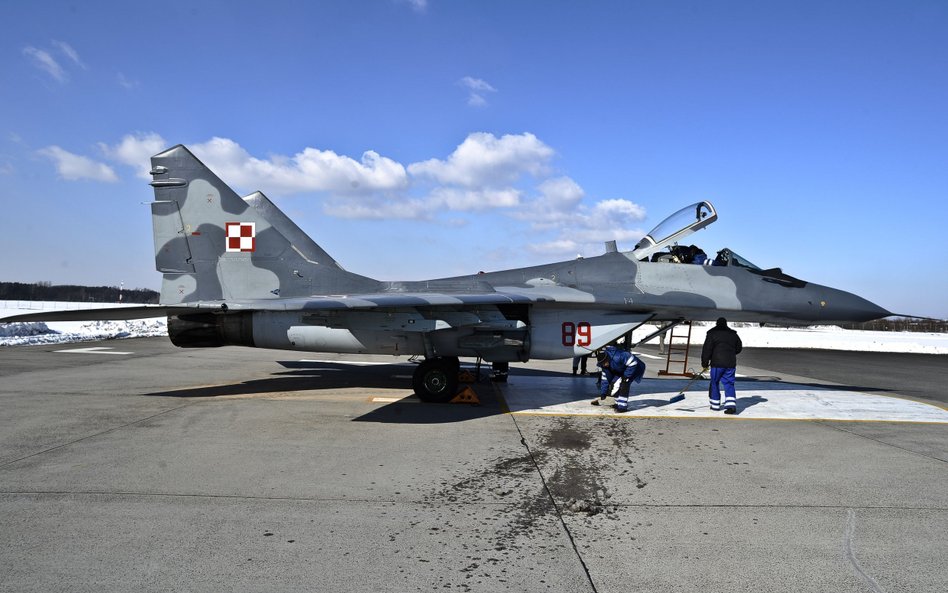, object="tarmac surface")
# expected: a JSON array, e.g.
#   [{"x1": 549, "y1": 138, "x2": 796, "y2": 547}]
[{"x1": 0, "y1": 337, "x2": 945, "y2": 592}]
